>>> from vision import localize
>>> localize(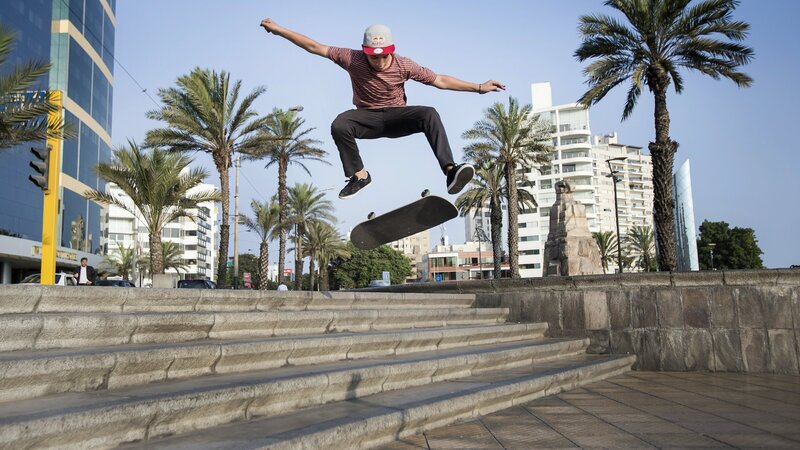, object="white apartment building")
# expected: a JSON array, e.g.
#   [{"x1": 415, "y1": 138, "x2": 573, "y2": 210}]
[
  {"x1": 104, "y1": 182, "x2": 219, "y2": 285},
  {"x1": 465, "y1": 82, "x2": 654, "y2": 277},
  {"x1": 388, "y1": 230, "x2": 430, "y2": 282}
]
